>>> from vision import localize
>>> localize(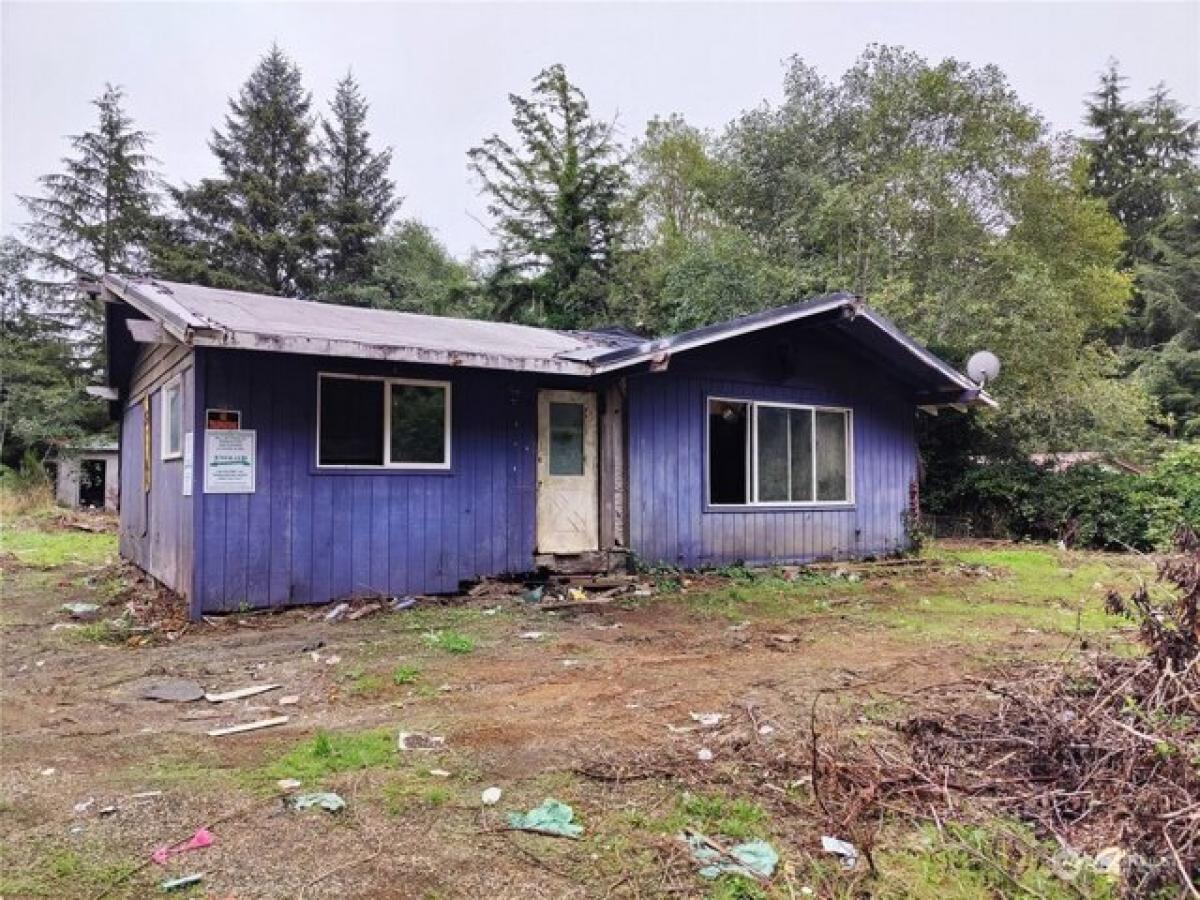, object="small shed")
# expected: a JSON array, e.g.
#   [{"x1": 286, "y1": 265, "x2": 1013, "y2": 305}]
[
  {"x1": 96, "y1": 275, "x2": 994, "y2": 618},
  {"x1": 54, "y1": 440, "x2": 119, "y2": 510}
]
